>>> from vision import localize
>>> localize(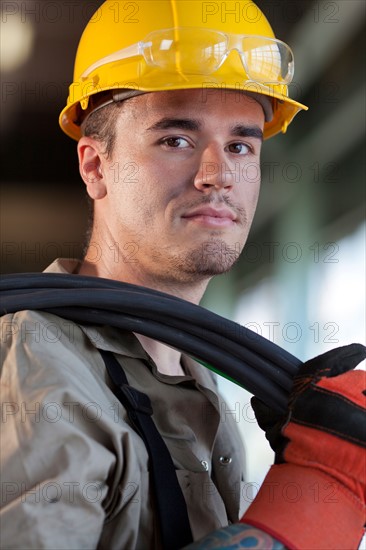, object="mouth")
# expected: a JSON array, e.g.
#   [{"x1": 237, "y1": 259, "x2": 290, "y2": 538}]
[{"x1": 182, "y1": 206, "x2": 237, "y2": 228}]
